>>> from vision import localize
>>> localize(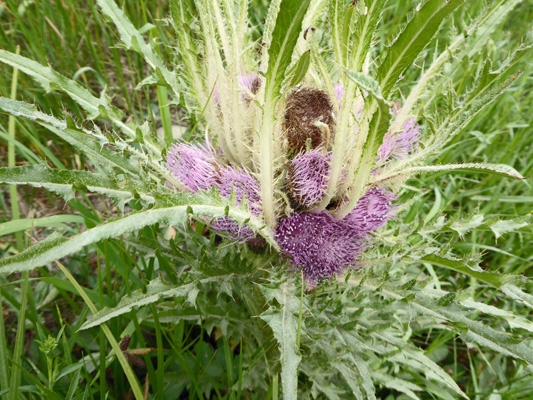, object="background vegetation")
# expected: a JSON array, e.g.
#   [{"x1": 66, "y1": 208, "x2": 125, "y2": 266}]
[{"x1": 0, "y1": 0, "x2": 531, "y2": 399}]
